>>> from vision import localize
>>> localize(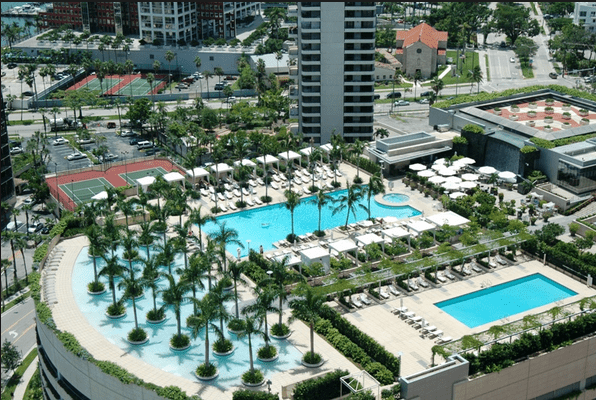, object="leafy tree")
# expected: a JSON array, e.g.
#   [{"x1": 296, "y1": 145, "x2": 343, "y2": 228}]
[
  {"x1": 493, "y1": 3, "x2": 540, "y2": 46},
  {"x1": 125, "y1": 98, "x2": 152, "y2": 134},
  {"x1": 1, "y1": 339, "x2": 21, "y2": 374},
  {"x1": 201, "y1": 107, "x2": 218, "y2": 131},
  {"x1": 536, "y1": 223, "x2": 565, "y2": 246},
  {"x1": 118, "y1": 262, "x2": 145, "y2": 331},
  {"x1": 467, "y1": 65, "x2": 483, "y2": 94}
]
